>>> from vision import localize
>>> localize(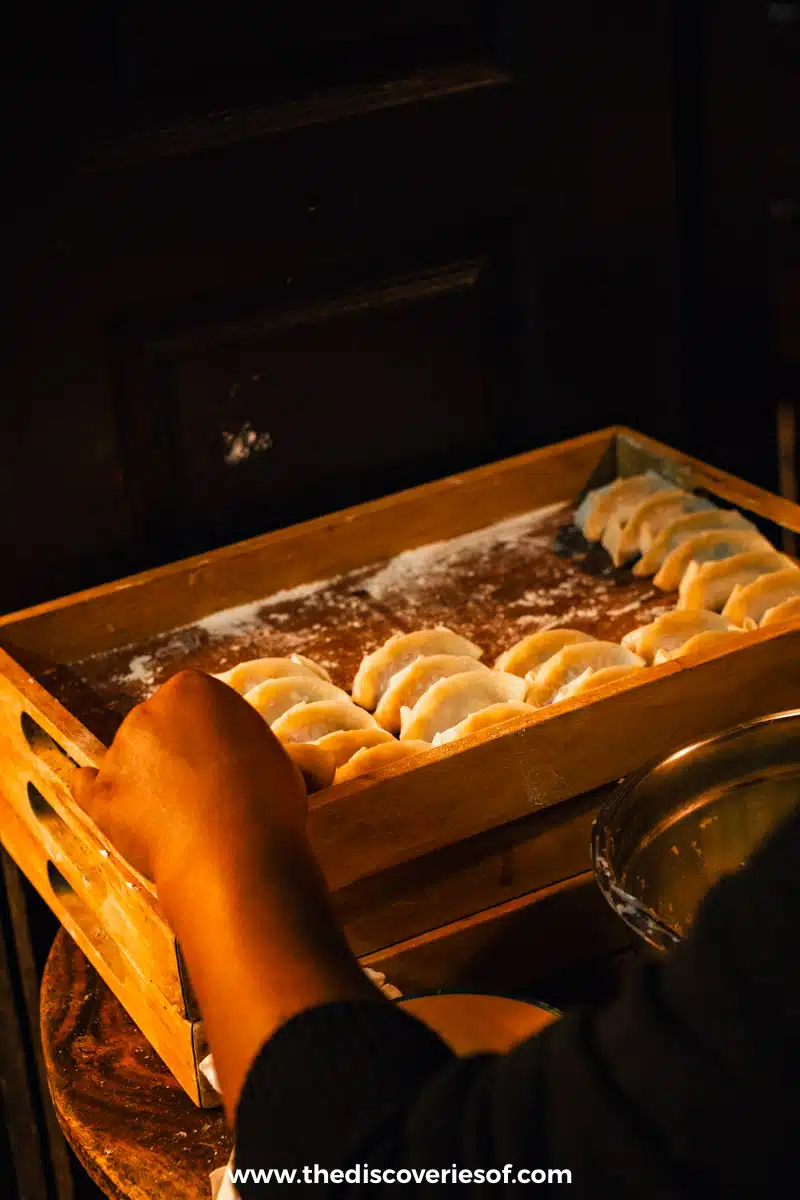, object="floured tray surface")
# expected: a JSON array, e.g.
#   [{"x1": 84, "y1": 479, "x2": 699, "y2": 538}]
[{"x1": 38, "y1": 502, "x2": 676, "y2": 742}]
